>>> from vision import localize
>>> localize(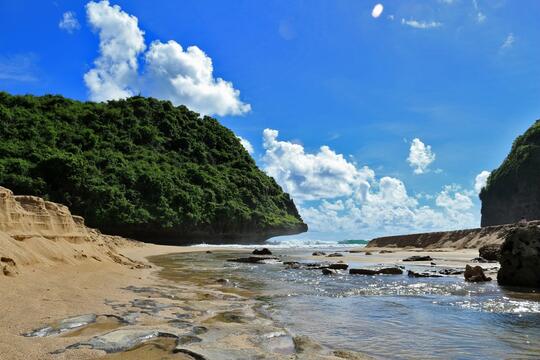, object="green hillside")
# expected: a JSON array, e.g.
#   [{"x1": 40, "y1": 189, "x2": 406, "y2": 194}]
[{"x1": 0, "y1": 92, "x2": 307, "y2": 244}]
